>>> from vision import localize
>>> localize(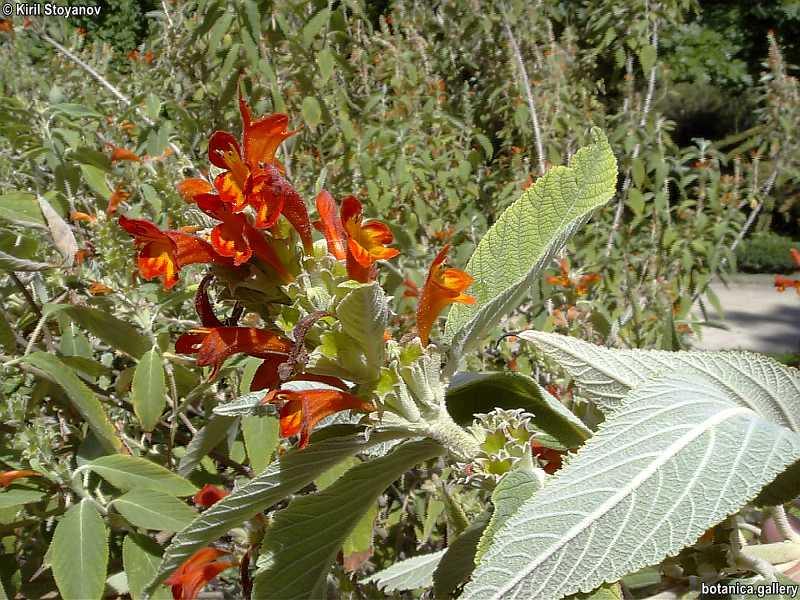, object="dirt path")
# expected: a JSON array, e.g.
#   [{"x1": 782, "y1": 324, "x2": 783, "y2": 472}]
[{"x1": 692, "y1": 274, "x2": 800, "y2": 353}]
